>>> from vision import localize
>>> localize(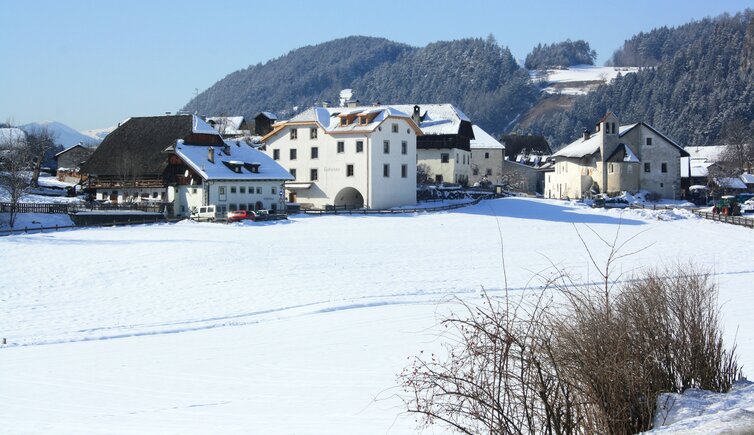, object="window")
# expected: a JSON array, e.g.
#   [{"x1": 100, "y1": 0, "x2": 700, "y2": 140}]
[
  {"x1": 661, "y1": 163, "x2": 668, "y2": 173},
  {"x1": 192, "y1": 188, "x2": 197, "y2": 194},
  {"x1": 383, "y1": 140, "x2": 390, "y2": 154},
  {"x1": 356, "y1": 141, "x2": 363, "y2": 153},
  {"x1": 646, "y1": 137, "x2": 653, "y2": 146},
  {"x1": 310, "y1": 128, "x2": 317, "y2": 139},
  {"x1": 473, "y1": 168, "x2": 479, "y2": 176},
  {"x1": 290, "y1": 148, "x2": 297, "y2": 160},
  {"x1": 289, "y1": 169, "x2": 296, "y2": 179},
  {"x1": 359, "y1": 116, "x2": 367, "y2": 125},
  {"x1": 609, "y1": 163, "x2": 614, "y2": 174},
  {"x1": 644, "y1": 162, "x2": 651, "y2": 173},
  {"x1": 311, "y1": 146, "x2": 318, "y2": 159},
  {"x1": 152, "y1": 192, "x2": 158, "y2": 198},
  {"x1": 485, "y1": 168, "x2": 492, "y2": 176},
  {"x1": 346, "y1": 164, "x2": 354, "y2": 177},
  {"x1": 383, "y1": 164, "x2": 390, "y2": 177},
  {"x1": 271, "y1": 187, "x2": 276, "y2": 195},
  {"x1": 337, "y1": 141, "x2": 344, "y2": 153},
  {"x1": 273, "y1": 149, "x2": 280, "y2": 160},
  {"x1": 441, "y1": 153, "x2": 449, "y2": 163},
  {"x1": 485, "y1": 152, "x2": 489, "y2": 159},
  {"x1": 256, "y1": 187, "x2": 262, "y2": 194},
  {"x1": 436, "y1": 174, "x2": 443, "y2": 183},
  {"x1": 240, "y1": 186, "x2": 246, "y2": 194},
  {"x1": 340, "y1": 117, "x2": 347, "y2": 126},
  {"x1": 392, "y1": 123, "x2": 399, "y2": 133},
  {"x1": 230, "y1": 186, "x2": 237, "y2": 194},
  {"x1": 310, "y1": 168, "x2": 318, "y2": 181},
  {"x1": 239, "y1": 204, "x2": 247, "y2": 211},
  {"x1": 401, "y1": 141, "x2": 407, "y2": 155},
  {"x1": 230, "y1": 203, "x2": 237, "y2": 211},
  {"x1": 401, "y1": 164, "x2": 407, "y2": 178},
  {"x1": 290, "y1": 128, "x2": 297, "y2": 140},
  {"x1": 218, "y1": 187, "x2": 225, "y2": 195}
]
